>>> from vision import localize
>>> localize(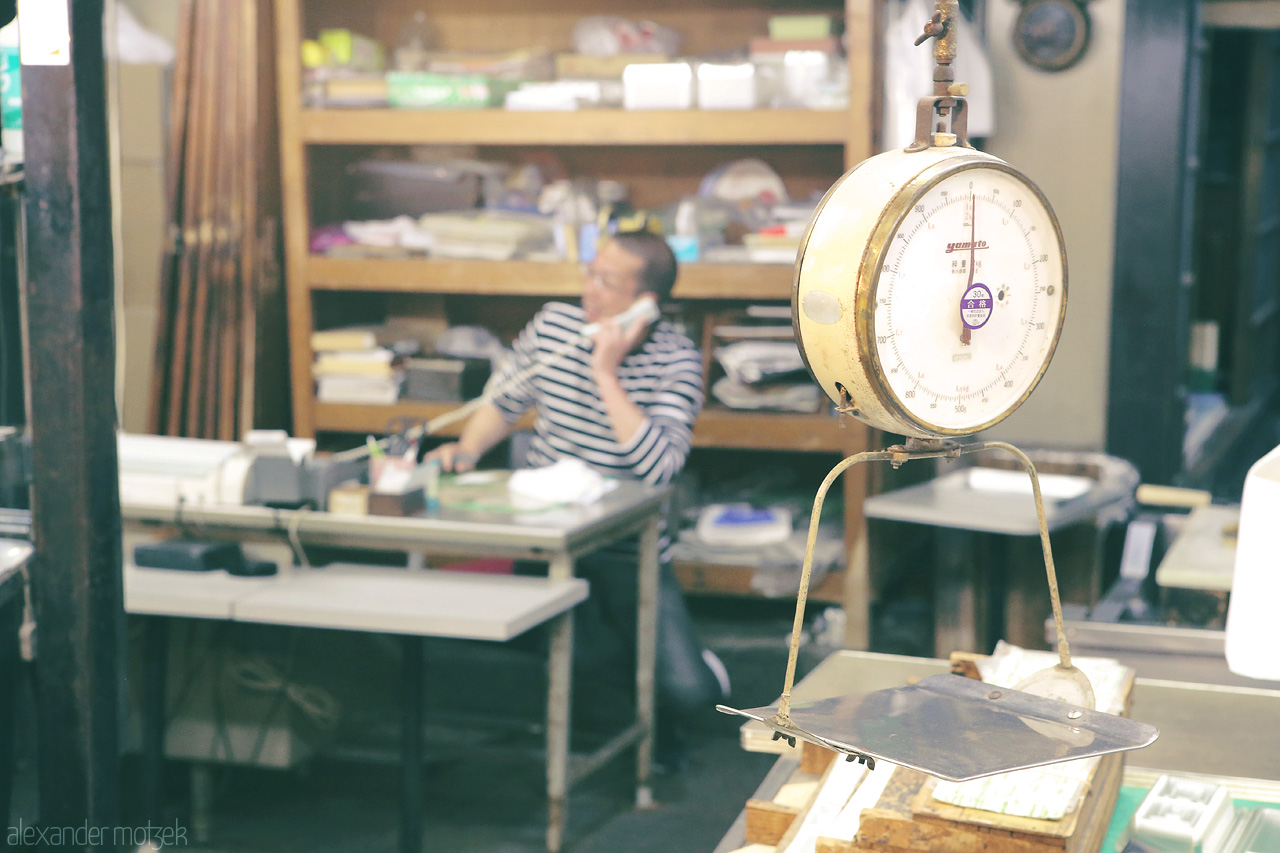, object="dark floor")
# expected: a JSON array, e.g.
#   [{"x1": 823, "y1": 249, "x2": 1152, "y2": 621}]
[{"x1": 10, "y1": 596, "x2": 842, "y2": 853}]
